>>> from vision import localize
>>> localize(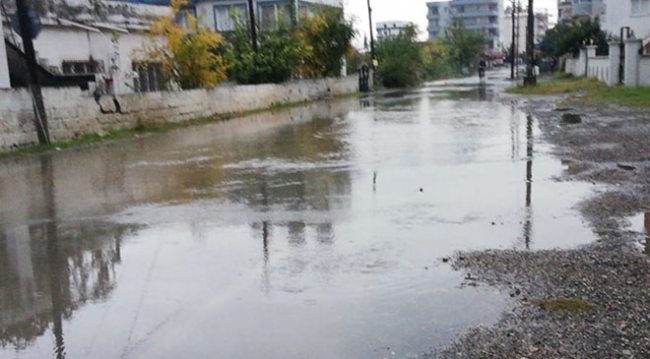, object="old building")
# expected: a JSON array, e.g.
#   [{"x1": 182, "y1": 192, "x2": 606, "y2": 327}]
[
  {"x1": 192, "y1": 0, "x2": 343, "y2": 33},
  {"x1": 1, "y1": 0, "x2": 169, "y2": 94}
]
